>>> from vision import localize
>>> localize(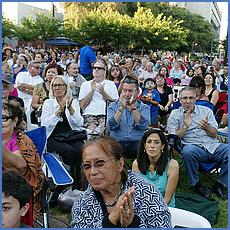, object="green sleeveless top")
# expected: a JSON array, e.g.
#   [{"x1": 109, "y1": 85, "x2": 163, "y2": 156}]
[{"x1": 138, "y1": 160, "x2": 175, "y2": 207}]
